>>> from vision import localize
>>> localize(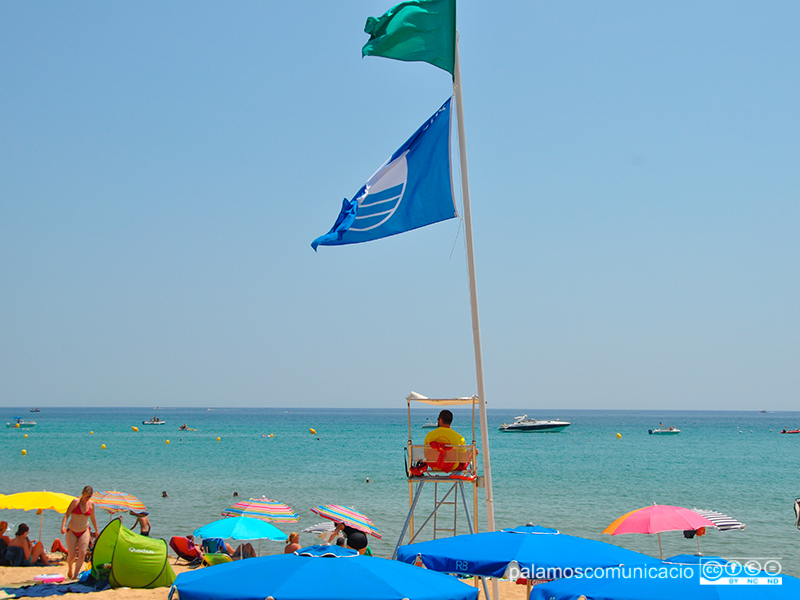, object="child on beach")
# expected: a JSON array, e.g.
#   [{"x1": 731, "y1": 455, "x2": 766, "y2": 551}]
[{"x1": 130, "y1": 511, "x2": 151, "y2": 536}]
